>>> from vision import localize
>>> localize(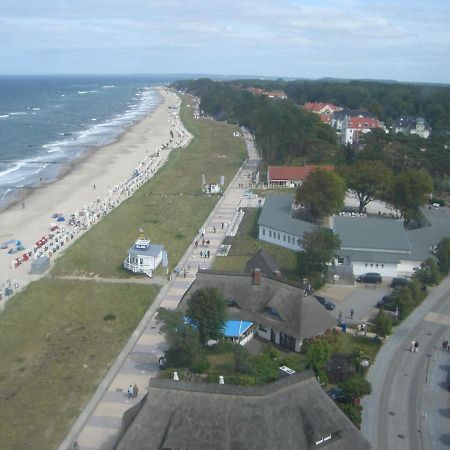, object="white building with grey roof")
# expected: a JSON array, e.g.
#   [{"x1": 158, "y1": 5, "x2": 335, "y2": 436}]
[
  {"x1": 257, "y1": 194, "x2": 450, "y2": 279},
  {"x1": 257, "y1": 194, "x2": 316, "y2": 251}
]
